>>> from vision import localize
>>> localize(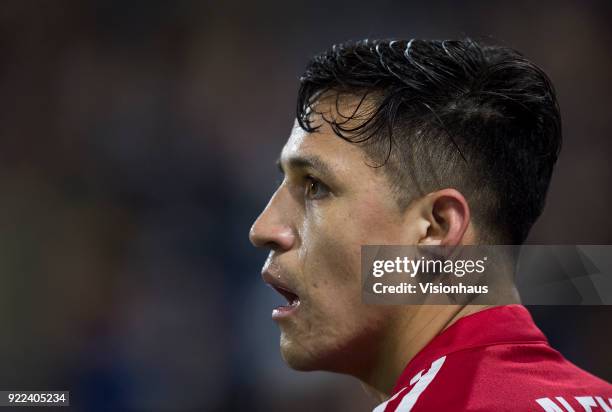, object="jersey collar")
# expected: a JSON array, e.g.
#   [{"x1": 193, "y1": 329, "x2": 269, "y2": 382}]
[{"x1": 389, "y1": 304, "x2": 548, "y2": 396}]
